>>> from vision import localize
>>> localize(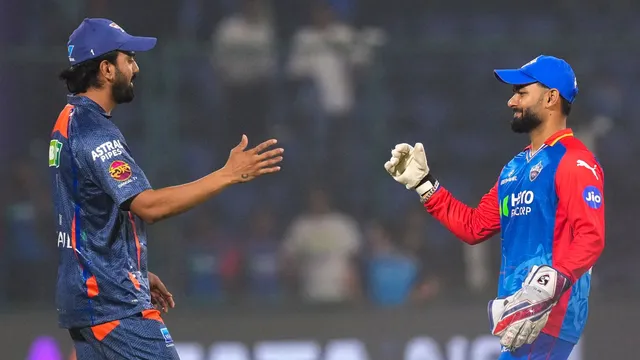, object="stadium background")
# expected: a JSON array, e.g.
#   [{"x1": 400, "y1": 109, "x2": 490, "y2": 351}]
[{"x1": 0, "y1": 0, "x2": 638, "y2": 359}]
